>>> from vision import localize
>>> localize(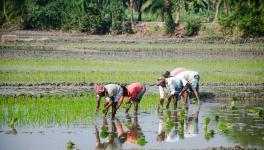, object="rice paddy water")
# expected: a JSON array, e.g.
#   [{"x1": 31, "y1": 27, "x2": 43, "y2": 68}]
[{"x1": 0, "y1": 93, "x2": 263, "y2": 150}]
